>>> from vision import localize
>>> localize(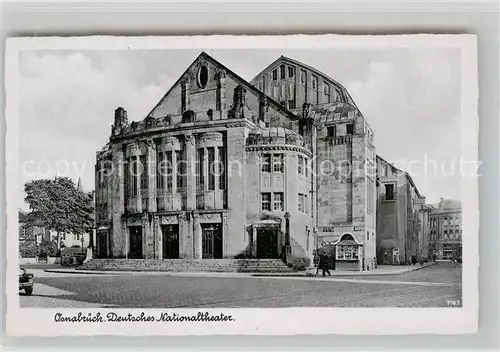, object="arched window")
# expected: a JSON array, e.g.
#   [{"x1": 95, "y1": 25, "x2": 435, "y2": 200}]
[{"x1": 197, "y1": 65, "x2": 209, "y2": 88}]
